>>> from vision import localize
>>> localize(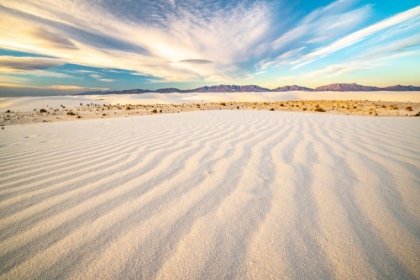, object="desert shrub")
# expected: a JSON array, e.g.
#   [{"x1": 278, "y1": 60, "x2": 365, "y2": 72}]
[
  {"x1": 159, "y1": 109, "x2": 162, "y2": 113},
  {"x1": 67, "y1": 111, "x2": 76, "y2": 116},
  {"x1": 103, "y1": 113, "x2": 106, "y2": 116},
  {"x1": 280, "y1": 103, "x2": 284, "y2": 107},
  {"x1": 303, "y1": 108, "x2": 307, "y2": 111},
  {"x1": 6, "y1": 110, "x2": 10, "y2": 113},
  {"x1": 314, "y1": 107, "x2": 326, "y2": 112},
  {"x1": 414, "y1": 112, "x2": 420, "y2": 117},
  {"x1": 126, "y1": 106, "x2": 131, "y2": 110},
  {"x1": 219, "y1": 102, "x2": 226, "y2": 106},
  {"x1": 152, "y1": 109, "x2": 158, "y2": 113},
  {"x1": 269, "y1": 108, "x2": 275, "y2": 111},
  {"x1": 77, "y1": 116, "x2": 82, "y2": 119},
  {"x1": 40, "y1": 109, "x2": 47, "y2": 113},
  {"x1": 406, "y1": 106, "x2": 413, "y2": 111}
]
